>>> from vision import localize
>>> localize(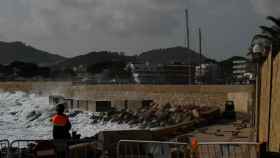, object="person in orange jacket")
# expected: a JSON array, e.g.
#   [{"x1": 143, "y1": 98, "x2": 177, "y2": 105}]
[
  {"x1": 51, "y1": 103, "x2": 71, "y2": 139},
  {"x1": 191, "y1": 137, "x2": 199, "y2": 158}
]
